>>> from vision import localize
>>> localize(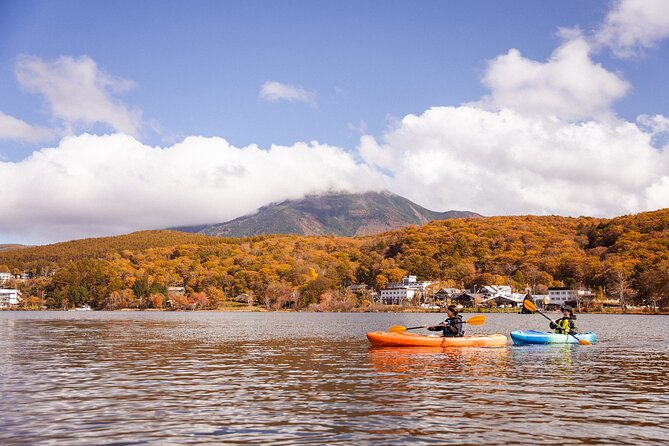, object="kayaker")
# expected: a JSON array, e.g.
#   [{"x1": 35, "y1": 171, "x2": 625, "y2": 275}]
[
  {"x1": 520, "y1": 294, "x2": 535, "y2": 314},
  {"x1": 427, "y1": 305, "x2": 464, "y2": 337},
  {"x1": 549, "y1": 305, "x2": 577, "y2": 334}
]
